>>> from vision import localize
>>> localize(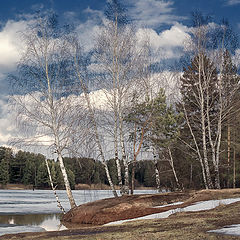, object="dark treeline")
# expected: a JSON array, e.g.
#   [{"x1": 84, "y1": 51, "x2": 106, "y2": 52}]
[
  {"x1": 1, "y1": 145, "x2": 239, "y2": 190},
  {"x1": 0, "y1": 146, "x2": 171, "y2": 189}
]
